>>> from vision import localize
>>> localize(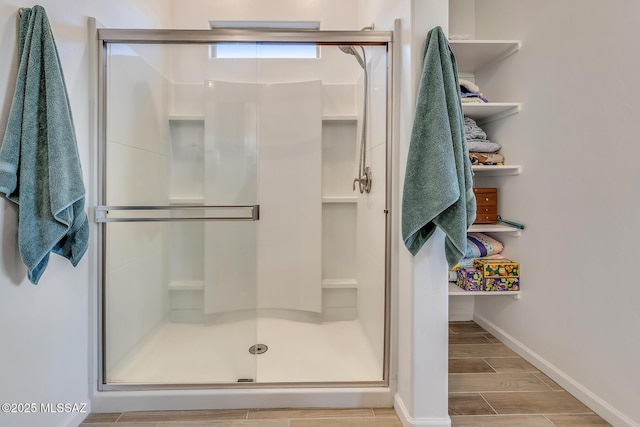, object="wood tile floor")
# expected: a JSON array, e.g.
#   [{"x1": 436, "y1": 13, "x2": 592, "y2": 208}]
[
  {"x1": 449, "y1": 321, "x2": 611, "y2": 426},
  {"x1": 80, "y1": 321, "x2": 611, "y2": 427}
]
